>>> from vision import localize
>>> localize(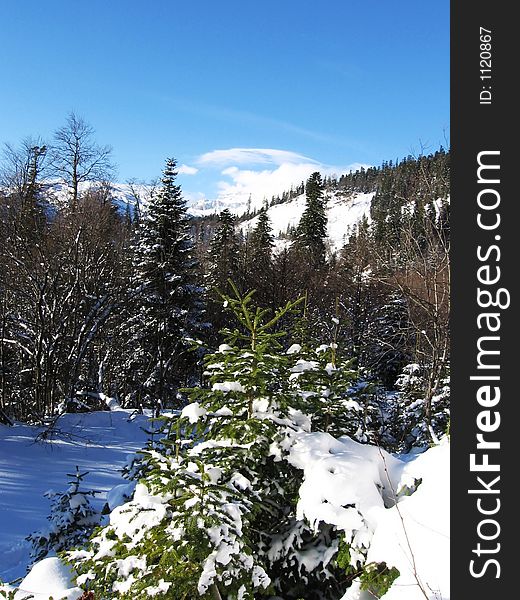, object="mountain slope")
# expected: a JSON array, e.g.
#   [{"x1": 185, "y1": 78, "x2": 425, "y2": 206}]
[{"x1": 238, "y1": 190, "x2": 374, "y2": 252}]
